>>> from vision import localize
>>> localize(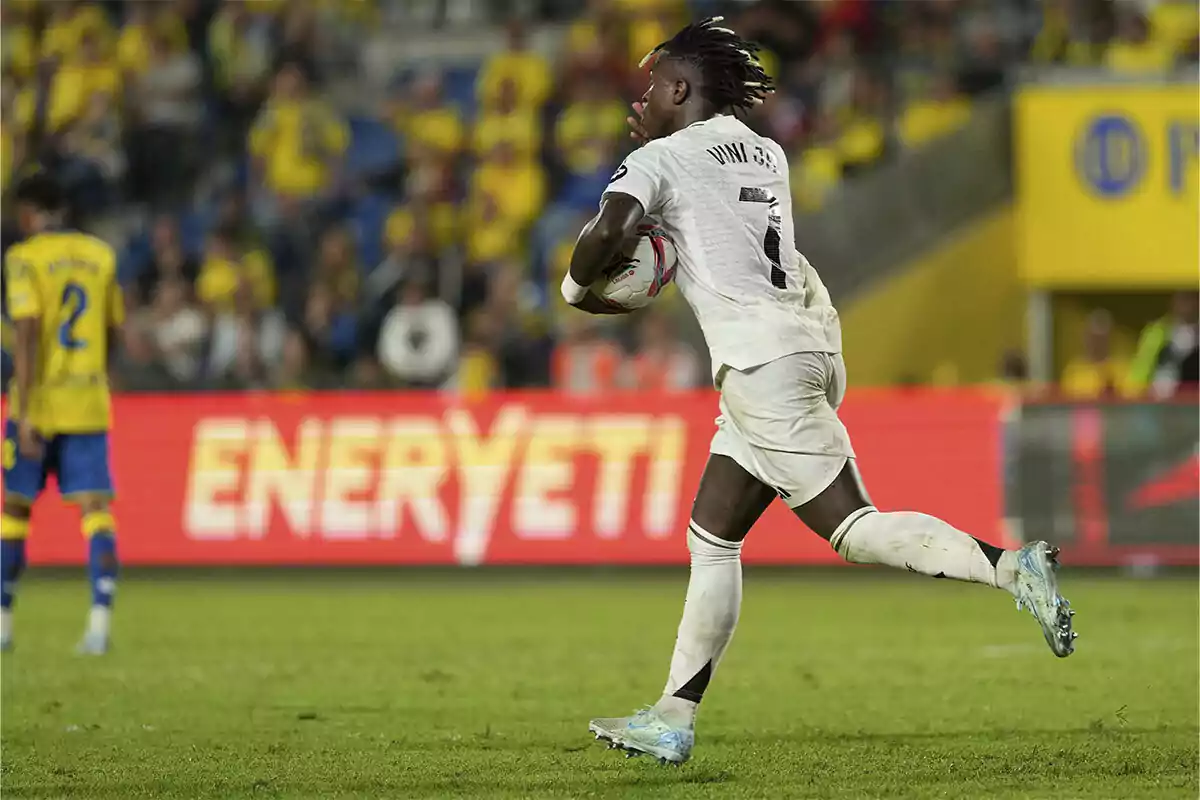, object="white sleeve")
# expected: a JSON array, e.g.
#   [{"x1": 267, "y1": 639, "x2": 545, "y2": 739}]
[
  {"x1": 602, "y1": 143, "x2": 670, "y2": 215},
  {"x1": 799, "y1": 251, "x2": 832, "y2": 310}
]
